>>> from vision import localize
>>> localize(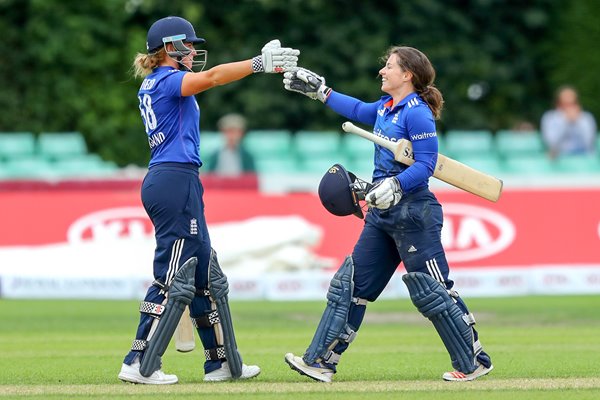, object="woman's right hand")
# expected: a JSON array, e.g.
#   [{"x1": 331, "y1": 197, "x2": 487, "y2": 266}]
[
  {"x1": 283, "y1": 67, "x2": 331, "y2": 103},
  {"x1": 252, "y1": 39, "x2": 300, "y2": 73}
]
